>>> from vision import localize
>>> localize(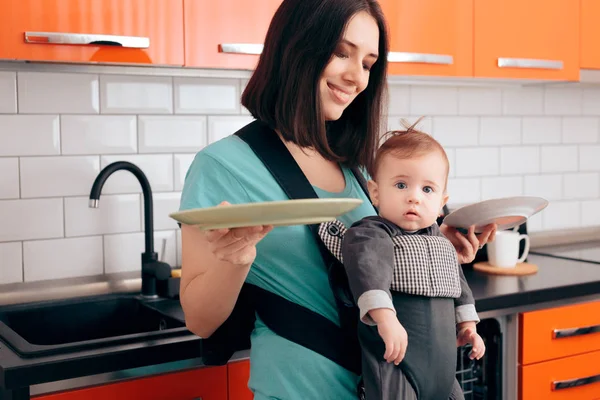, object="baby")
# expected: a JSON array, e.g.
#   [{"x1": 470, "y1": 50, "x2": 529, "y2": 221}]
[{"x1": 319, "y1": 121, "x2": 485, "y2": 400}]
